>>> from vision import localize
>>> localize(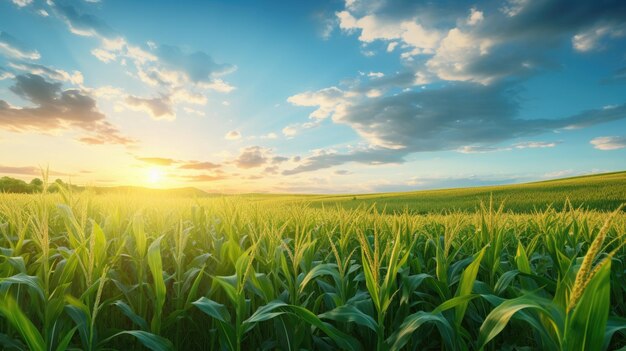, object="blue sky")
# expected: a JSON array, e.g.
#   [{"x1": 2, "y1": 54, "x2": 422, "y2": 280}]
[{"x1": 0, "y1": 0, "x2": 625, "y2": 193}]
